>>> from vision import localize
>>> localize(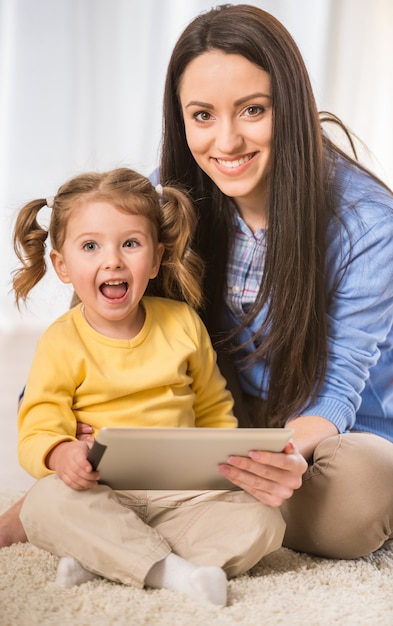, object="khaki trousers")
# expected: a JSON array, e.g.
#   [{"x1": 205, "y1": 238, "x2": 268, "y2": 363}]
[
  {"x1": 281, "y1": 432, "x2": 393, "y2": 558},
  {"x1": 238, "y1": 389, "x2": 393, "y2": 559},
  {"x1": 20, "y1": 476, "x2": 285, "y2": 587}
]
